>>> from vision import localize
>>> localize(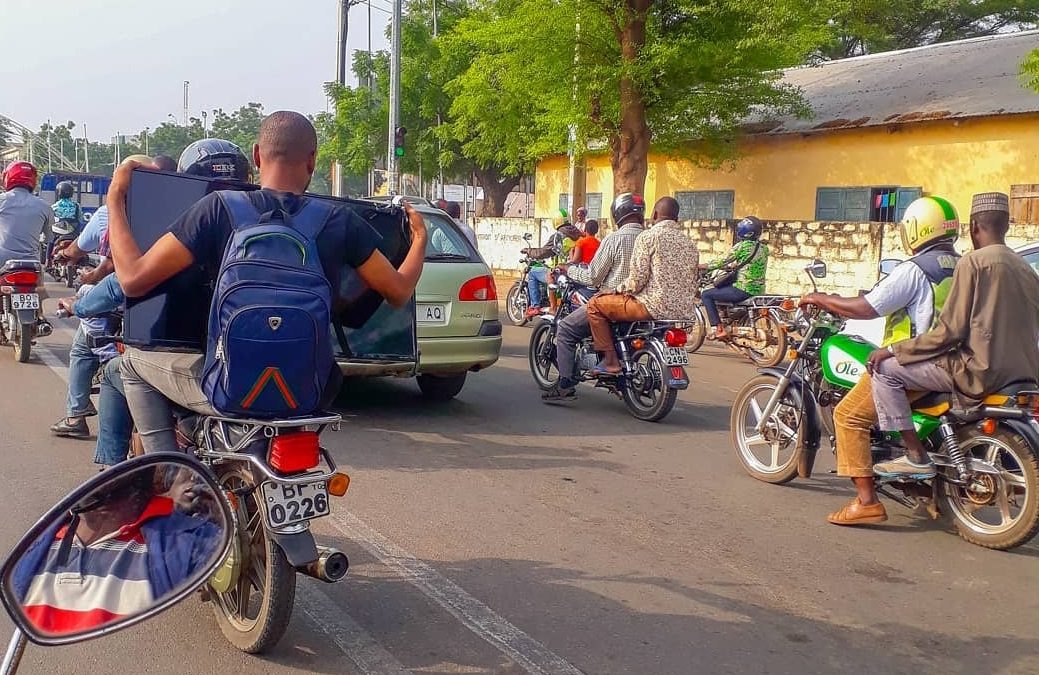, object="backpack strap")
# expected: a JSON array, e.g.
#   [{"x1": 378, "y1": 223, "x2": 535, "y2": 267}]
[
  {"x1": 217, "y1": 190, "x2": 261, "y2": 230},
  {"x1": 290, "y1": 197, "x2": 336, "y2": 240}
]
